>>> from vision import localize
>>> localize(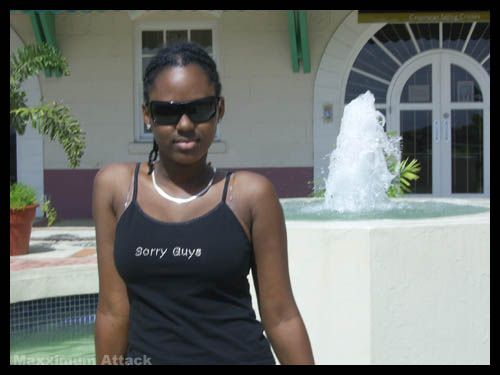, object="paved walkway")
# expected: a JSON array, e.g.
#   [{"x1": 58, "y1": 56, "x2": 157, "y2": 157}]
[{"x1": 10, "y1": 226, "x2": 97, "y2": 272}]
